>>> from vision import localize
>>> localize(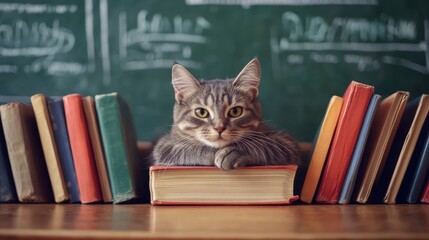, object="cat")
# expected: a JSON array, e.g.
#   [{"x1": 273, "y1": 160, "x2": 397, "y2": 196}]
[{"x1": 152, "y1": 58, "x2": 301, "y2": 170}]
